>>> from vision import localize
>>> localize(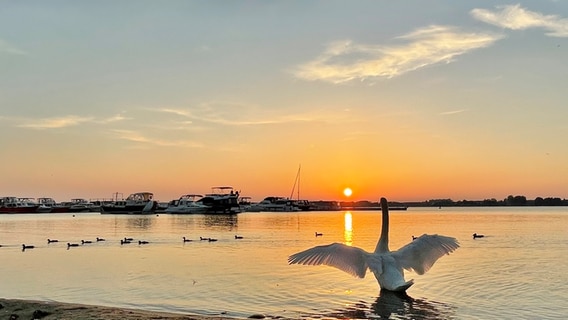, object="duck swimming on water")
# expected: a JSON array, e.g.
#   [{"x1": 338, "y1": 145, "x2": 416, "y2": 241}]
[{"x1": 473, "y1": 233, "x2": 485, "y2": 239}]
